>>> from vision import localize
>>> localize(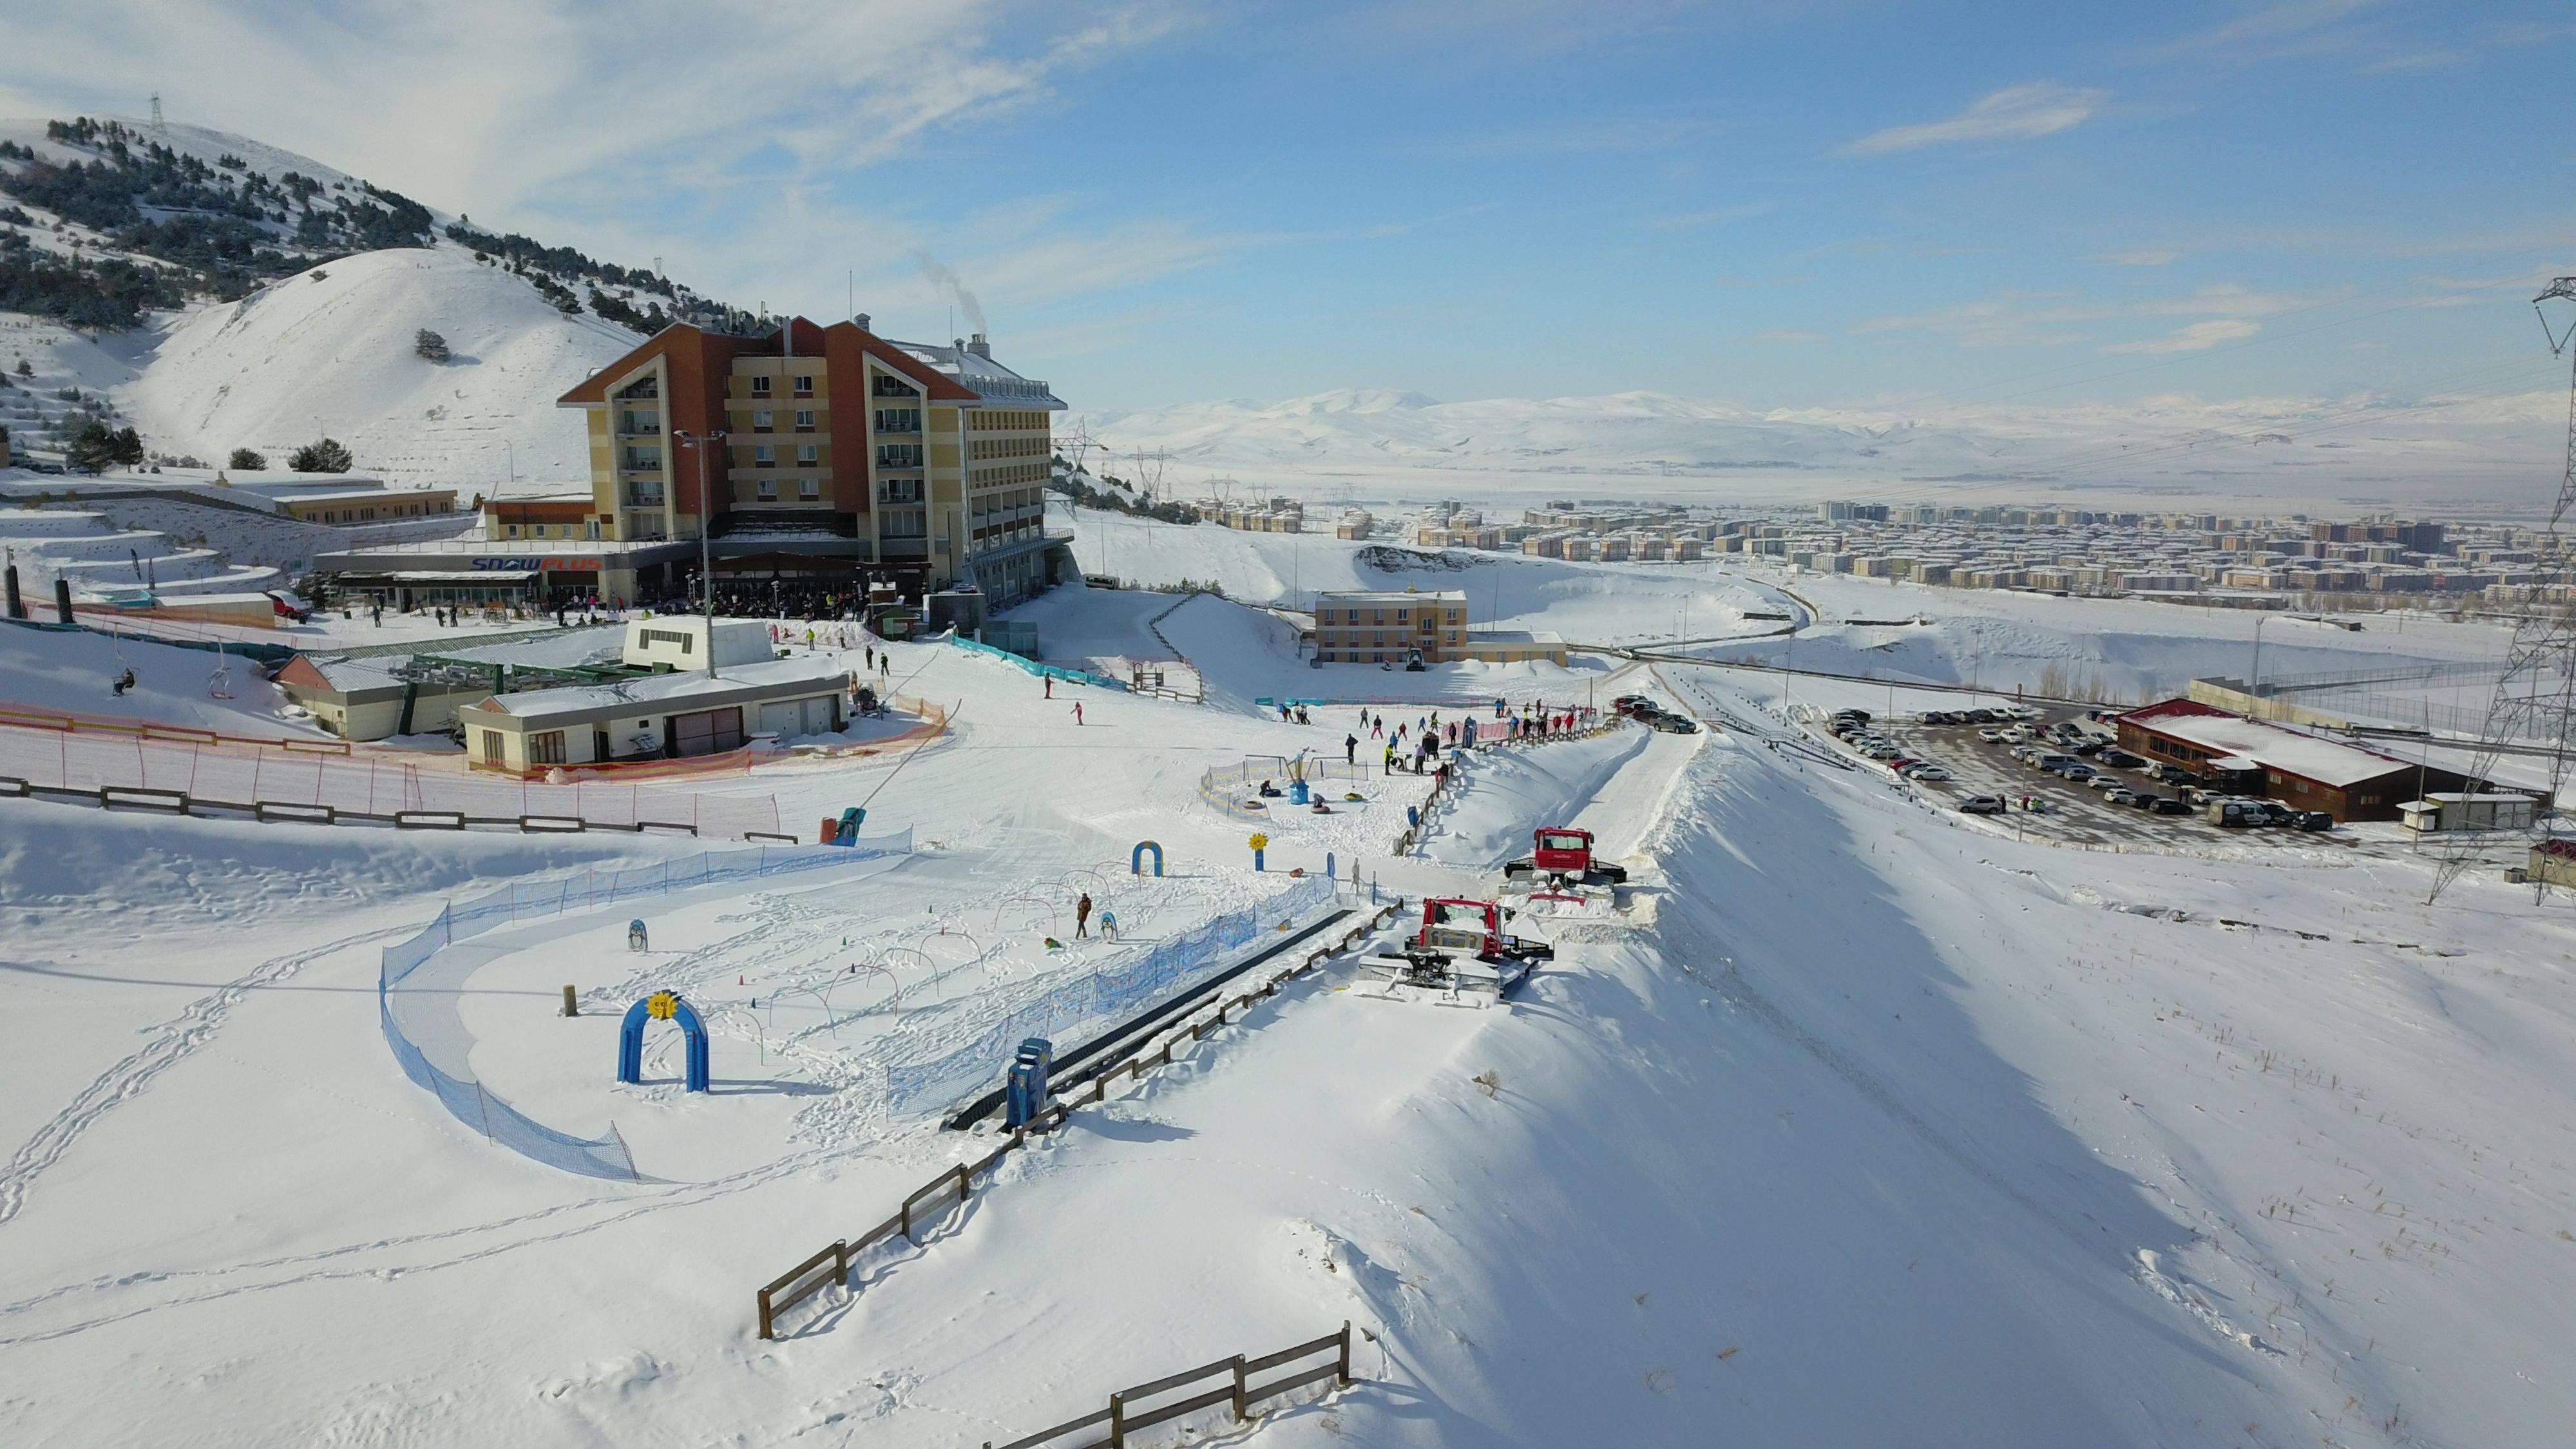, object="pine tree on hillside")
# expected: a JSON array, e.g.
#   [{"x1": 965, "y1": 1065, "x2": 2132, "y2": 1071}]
[
  {"x1": 13, "y1": 359, "x2": 29, "y2": 378},
  {"x1": 414, "y1": 328, "x2": 450, "y2": 363},
  {"x1": 65, "y1": 419, "x2": 118, "y2": 474},
  {"x1": 290, "y1": 437, "x2": 353, "y2": 473},
  {"x1": 228, "y1": 446, "x2": 267, "y2": 470},
  {"x1": 110, "y1": 426, "x2": 144, "y2": 468}
]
